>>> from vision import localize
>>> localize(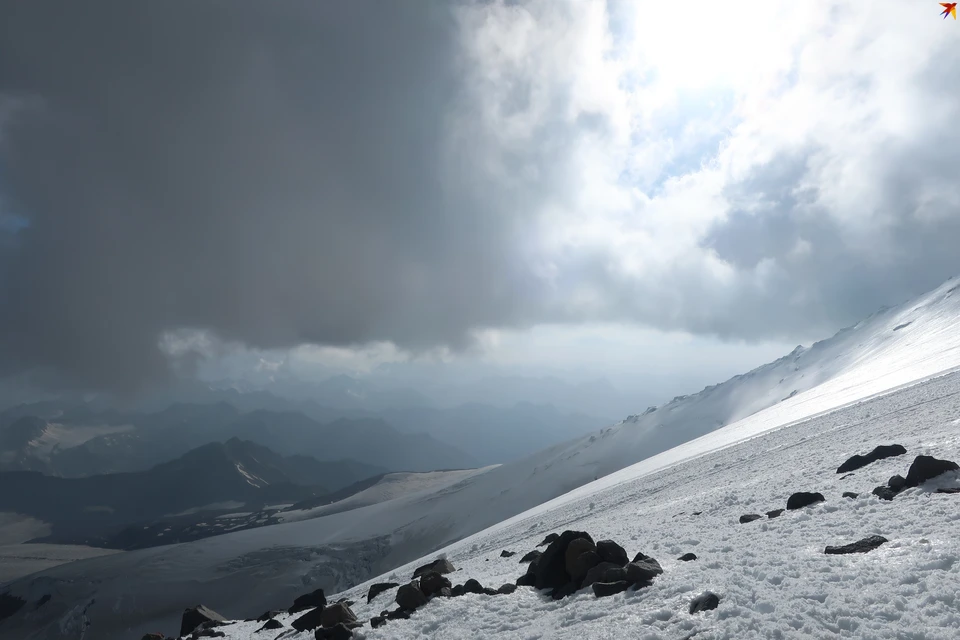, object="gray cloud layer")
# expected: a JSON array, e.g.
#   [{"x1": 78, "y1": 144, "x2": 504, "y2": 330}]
[{"x1": 1, "y1": 1, "x2": 960, "y2": 391}]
